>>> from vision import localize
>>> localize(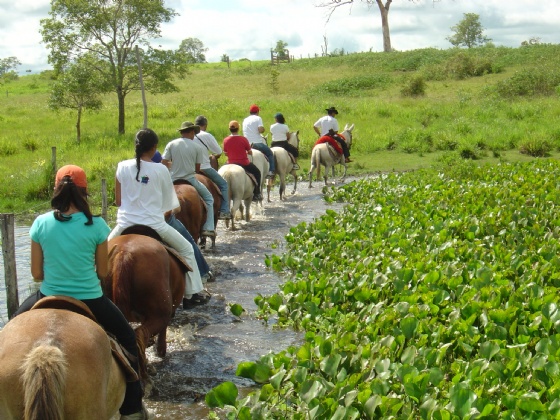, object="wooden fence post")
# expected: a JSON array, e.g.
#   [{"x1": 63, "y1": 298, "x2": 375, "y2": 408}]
[
  {"x1": 1, "y1": 213, "x2": 19, "y2": 319},
  {"x1": 101, "y1": 178, "x2": 108, "y2": 222}
]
